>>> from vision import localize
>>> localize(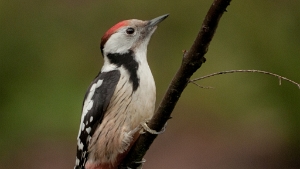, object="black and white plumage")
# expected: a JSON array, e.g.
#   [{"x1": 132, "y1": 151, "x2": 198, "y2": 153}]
[{"x1": 75, "y1": 14, "x2": 168, "y2": 169}]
